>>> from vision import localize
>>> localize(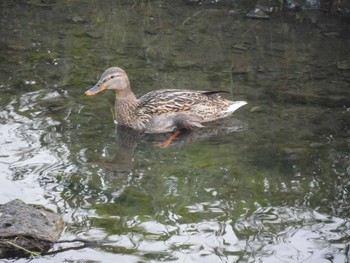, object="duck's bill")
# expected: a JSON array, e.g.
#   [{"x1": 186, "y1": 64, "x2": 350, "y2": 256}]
[{"x1": 85, "y1": 83, "x2": 107, "y2": 96}]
